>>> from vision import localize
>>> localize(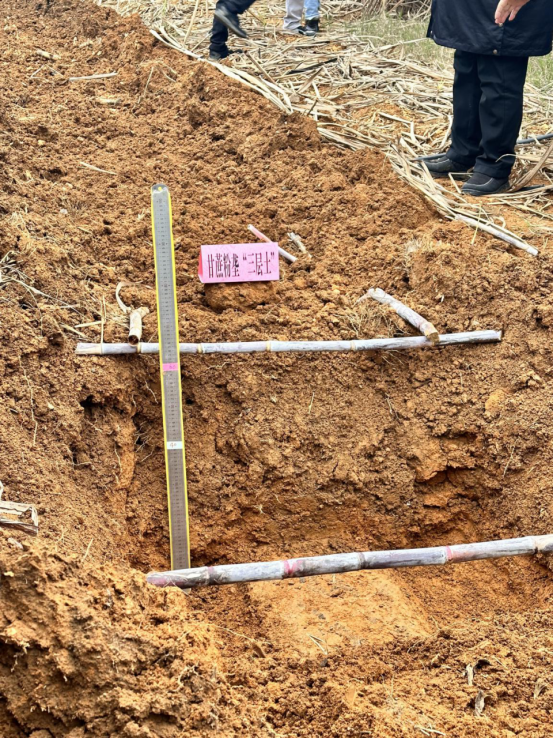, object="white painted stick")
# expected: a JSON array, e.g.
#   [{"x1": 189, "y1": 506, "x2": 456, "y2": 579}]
[
  {"x1": 247, "y1": 224, "x2": 297, "y2": 263},
  {"x1": 359, "y1": 287, "x2": 440, "y2": 344},
  {"x1": 128, "y1": 307, "x2": 149, "y2": 346},
  {"x1": 147, "y1": 535, "x2": 553, "y2": 589},
  {"x1": 75, "y1": 330, "x2": 501, "y2": 356}
]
